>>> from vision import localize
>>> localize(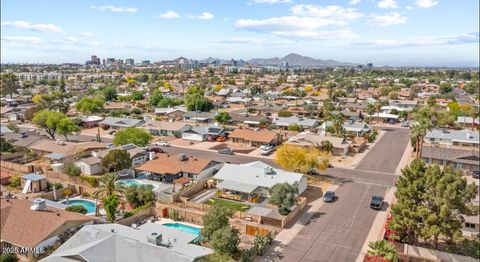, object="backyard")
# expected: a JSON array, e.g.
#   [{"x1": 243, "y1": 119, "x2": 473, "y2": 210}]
[{"x1": 203, "y1": 197, "x2": 251, "y2": 212}]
